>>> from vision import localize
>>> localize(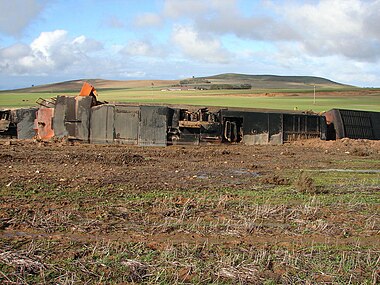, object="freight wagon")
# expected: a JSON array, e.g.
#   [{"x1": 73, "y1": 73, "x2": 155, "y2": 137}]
[{"x1": 1, "y1": 83, "x2": 379, "y2": 145}]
